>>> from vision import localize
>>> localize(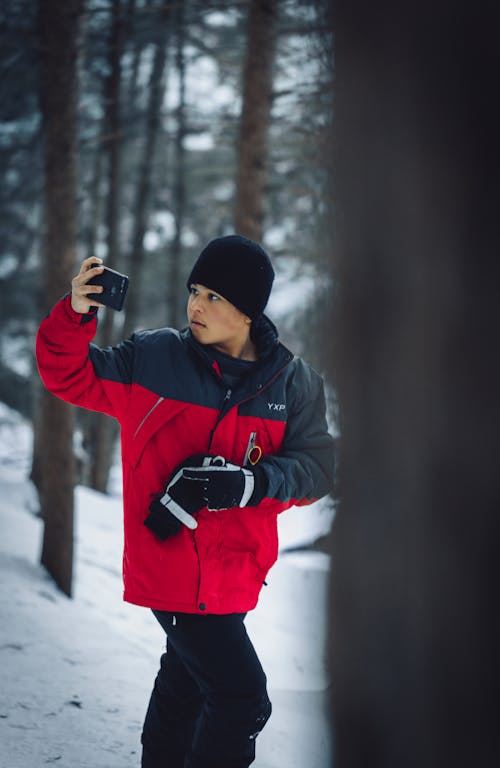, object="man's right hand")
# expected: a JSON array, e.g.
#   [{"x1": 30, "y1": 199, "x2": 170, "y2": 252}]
[{"x1": 71, "y1": 257, "x2": 106, "y2": 314}]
